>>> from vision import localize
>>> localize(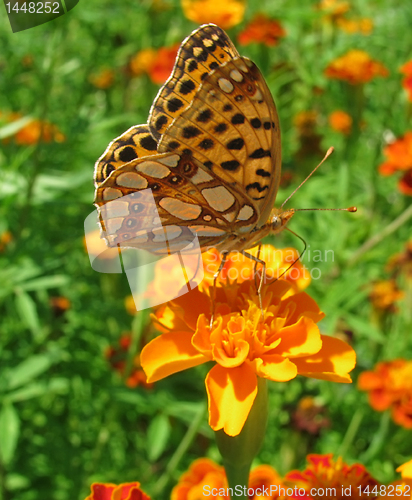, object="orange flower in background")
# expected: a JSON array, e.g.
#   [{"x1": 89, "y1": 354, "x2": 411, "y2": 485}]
[
  {"x1": 50, "y1": 296, "x2": 71, "y2": 317},
  {"x1": 325, "y1": 50, "x2": 388, "y2": 85},
  {"x1": 128, "y1": 48, "x2": 157, "y2": 77},
  {"x1": 172, "y1": 458, "x2": 284, "y2": 500},
  {"x1": 336, "y1": 17, "x2": 373, "y2": 35},
  {"x1": 285, "y1": 454, "x2": 380, "y2": 499},
  {"x1": 1, "y1": 112, "x2": 65, "y2": 145},
  {"x1": 202, "y1": 245, "x2": 311, "y2": 292},
  {"x1": 318, "y1": 0, "x2": 350, "y2": 20},
  {"x1": 89, "y1": 68, "x2": 115, "y2": 89},
  {"x1": 238, "y1": 14, "x2": 286, "y2": 46},
  {"x1": 358, "y1": 359, "x2": 412, "y2": 429},
  {"x1": 400, "y1": 60, "x2": 412, "y2": 101},
  {"x1": 105, "y1": 333, "x2": 153, "y2": 390},
  {"x1": 0, "y1": 231, "x2": 12, "y2": 252},
  {"x1": 368, "y1": 280, "x2": 404, "y2": 312},
  {"x1": 378, "y1": 132, "x2": 412, "y2": 196},
  {"x1": 181, "y1": 0, "x2": 245, "y2": 29},
  {"x1": 142, "y1": 272, "x2": 355, "y2": 436},
  {"x1": 148, "y1": 44, "x2": 179, "y2": 85},
  {"x1": 84, "y1": 482, "x2": 150, "y2": 500},
  {"x1": 329, "y1": 110, "x2": 352, "y2": 134}
]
